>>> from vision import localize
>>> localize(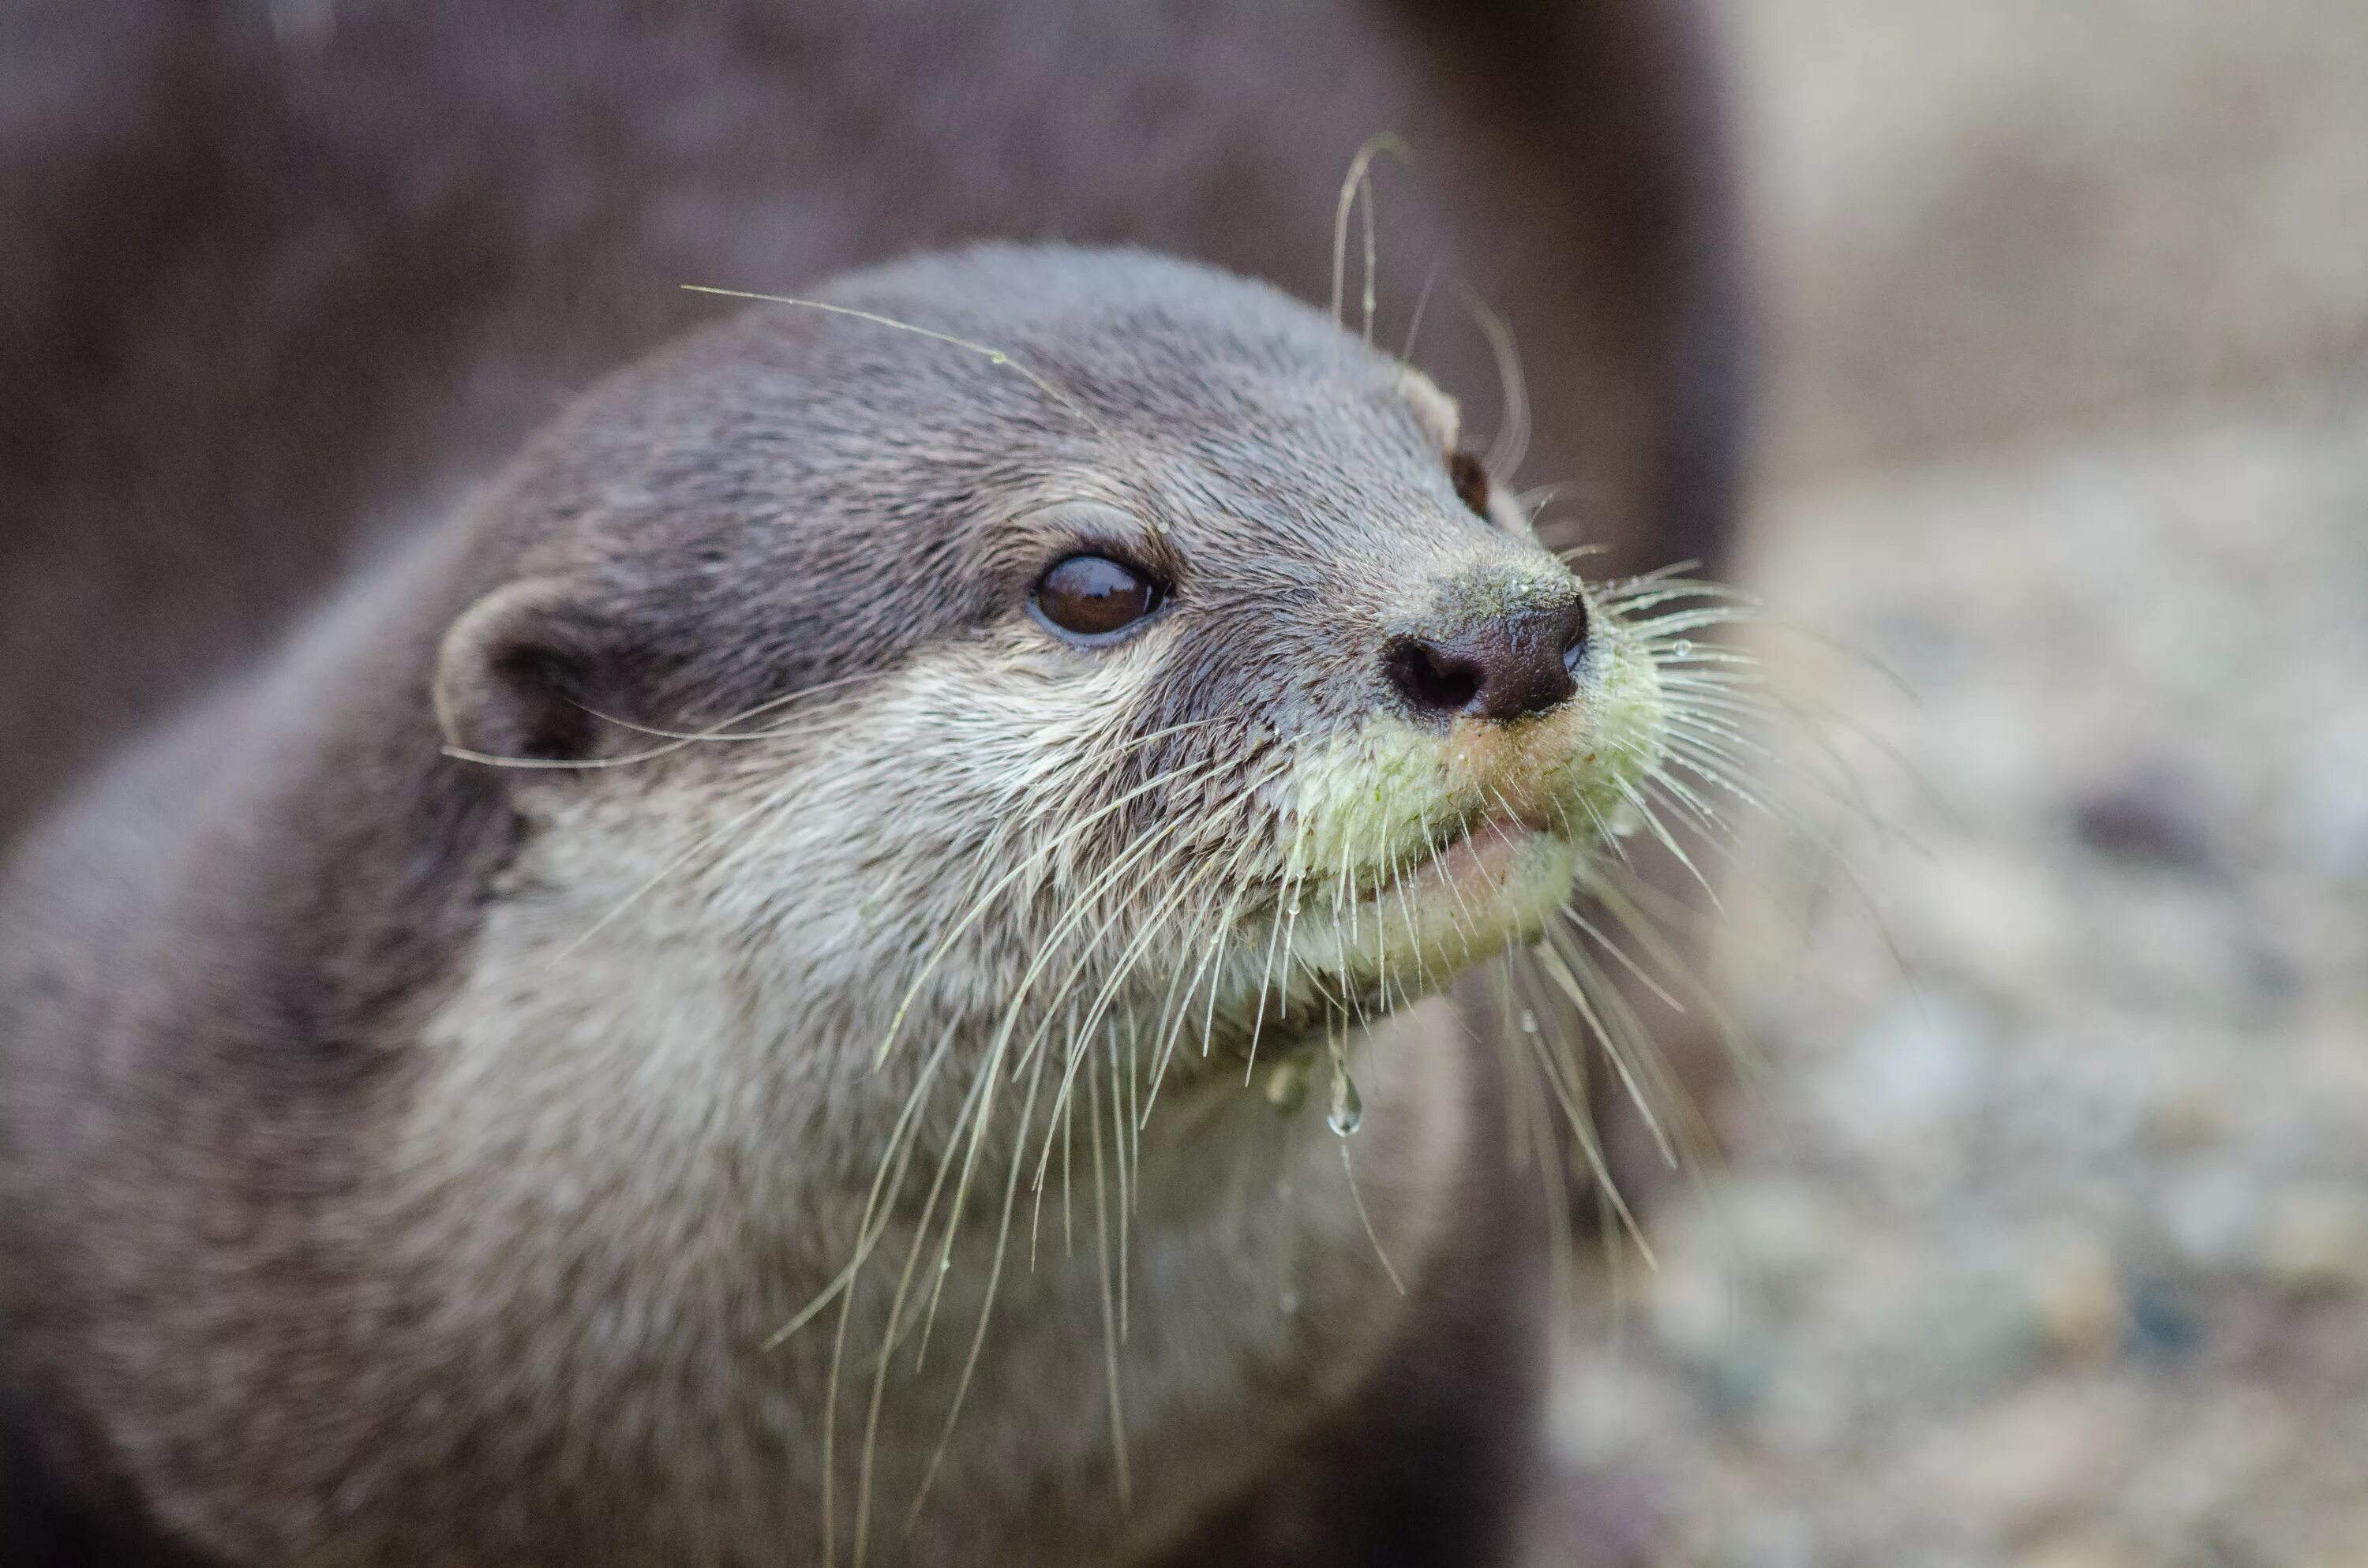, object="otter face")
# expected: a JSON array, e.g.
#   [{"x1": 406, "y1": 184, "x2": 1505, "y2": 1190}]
[
  {"x1": 435, "y1": 245, "x2": 1669, "y2": 1107},
  {"x1": 400, "y1": 245, "x2": 1699, "y2": 1551}
]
